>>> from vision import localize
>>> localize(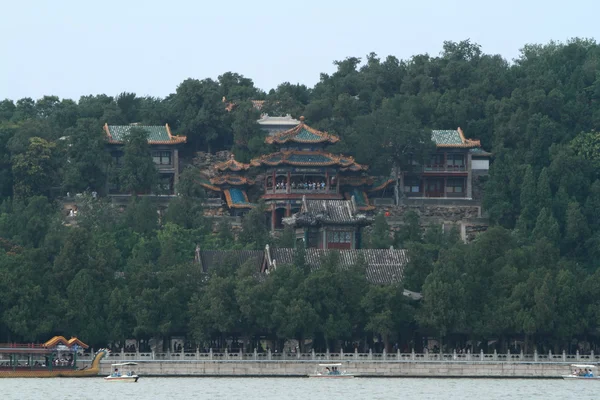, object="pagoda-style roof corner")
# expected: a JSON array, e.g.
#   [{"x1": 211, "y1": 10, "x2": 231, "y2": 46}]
[
  {"x1": 265, "y1": 119, "x2": 340, "y2": 145},
  {"x1": 213, "y1": 154, "x2": 251, "y2": 172},
  {"x1": 104, "y1": 123, "x2": 187, "y2": 145}
]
